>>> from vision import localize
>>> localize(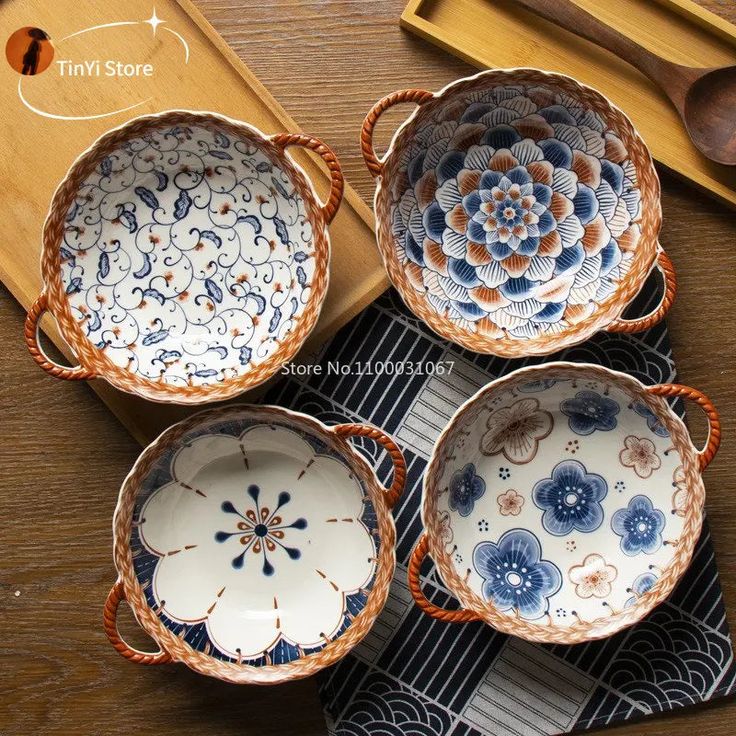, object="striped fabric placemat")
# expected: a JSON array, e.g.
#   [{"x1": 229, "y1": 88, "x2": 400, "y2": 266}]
[{"x1": 265, "y1": 281, "x2": 735, "y2": 736}]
